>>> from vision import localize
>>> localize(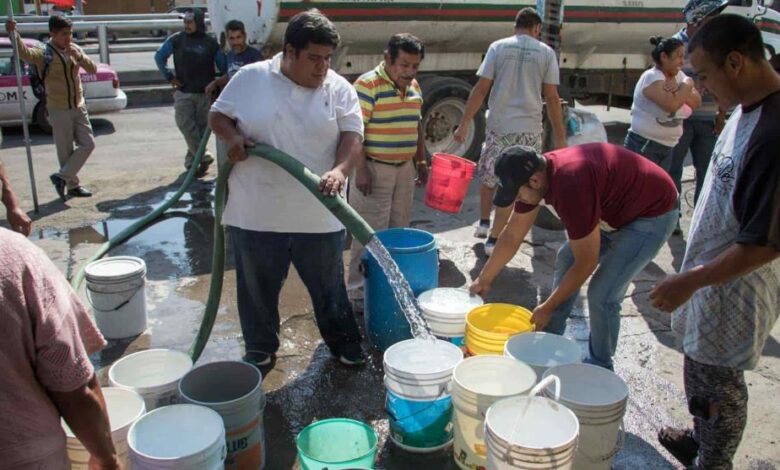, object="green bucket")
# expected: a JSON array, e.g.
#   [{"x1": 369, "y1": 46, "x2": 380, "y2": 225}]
[{"x1": 296, "y1": 418, "x2": 378, "y2": 470}]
